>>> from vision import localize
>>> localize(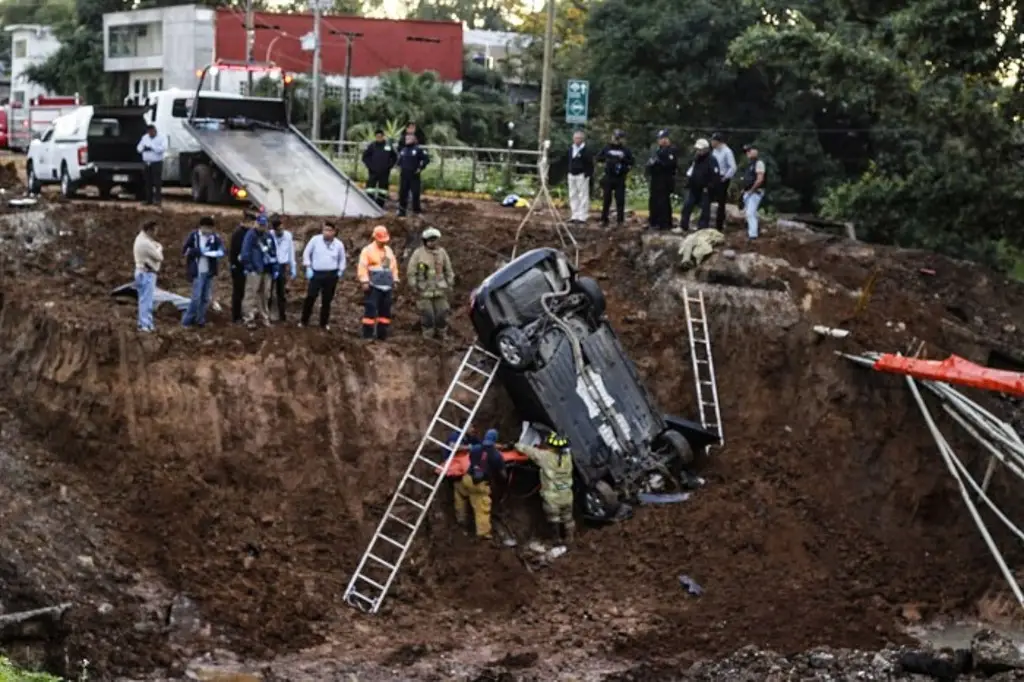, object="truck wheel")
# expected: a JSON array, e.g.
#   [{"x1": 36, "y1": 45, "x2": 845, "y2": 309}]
[
  {"x1": 26, "y1": 163, "x2": 40, "y2": 194},
  {"x1": 191, "y1": 164, "x2": 212, "y2": 203},
  {"x1": 59, "y1": 166, "x2": 77, "y2": 199},
  {"x1": 97, "y1": 182, "x2": 113, "y2": 200},
  {"x1": 573, "y1": 276, "x2": 607, "y2": 318},
  {"x1": 659, "y1": 429, "x2": 697, "y2": 467},
  {"x1": 495, "y1": 326, "x2": 536, "y2": 371},
  {"x1": 594, "y1": 481, "x2": 621, "y2": 514}
]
